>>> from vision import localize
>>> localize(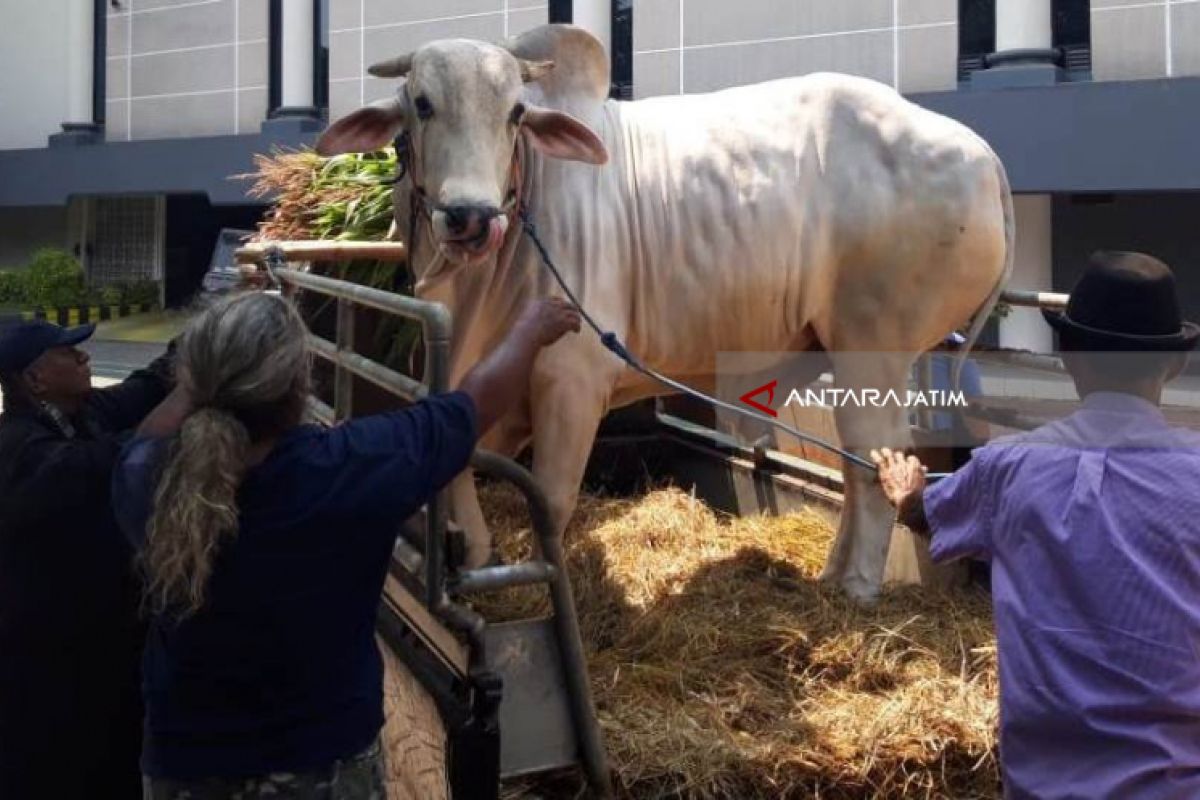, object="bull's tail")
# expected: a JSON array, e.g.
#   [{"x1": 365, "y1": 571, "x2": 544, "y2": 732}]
[{"x1": 952, "y1": 152, "x2": 1015, "y2": 390}]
